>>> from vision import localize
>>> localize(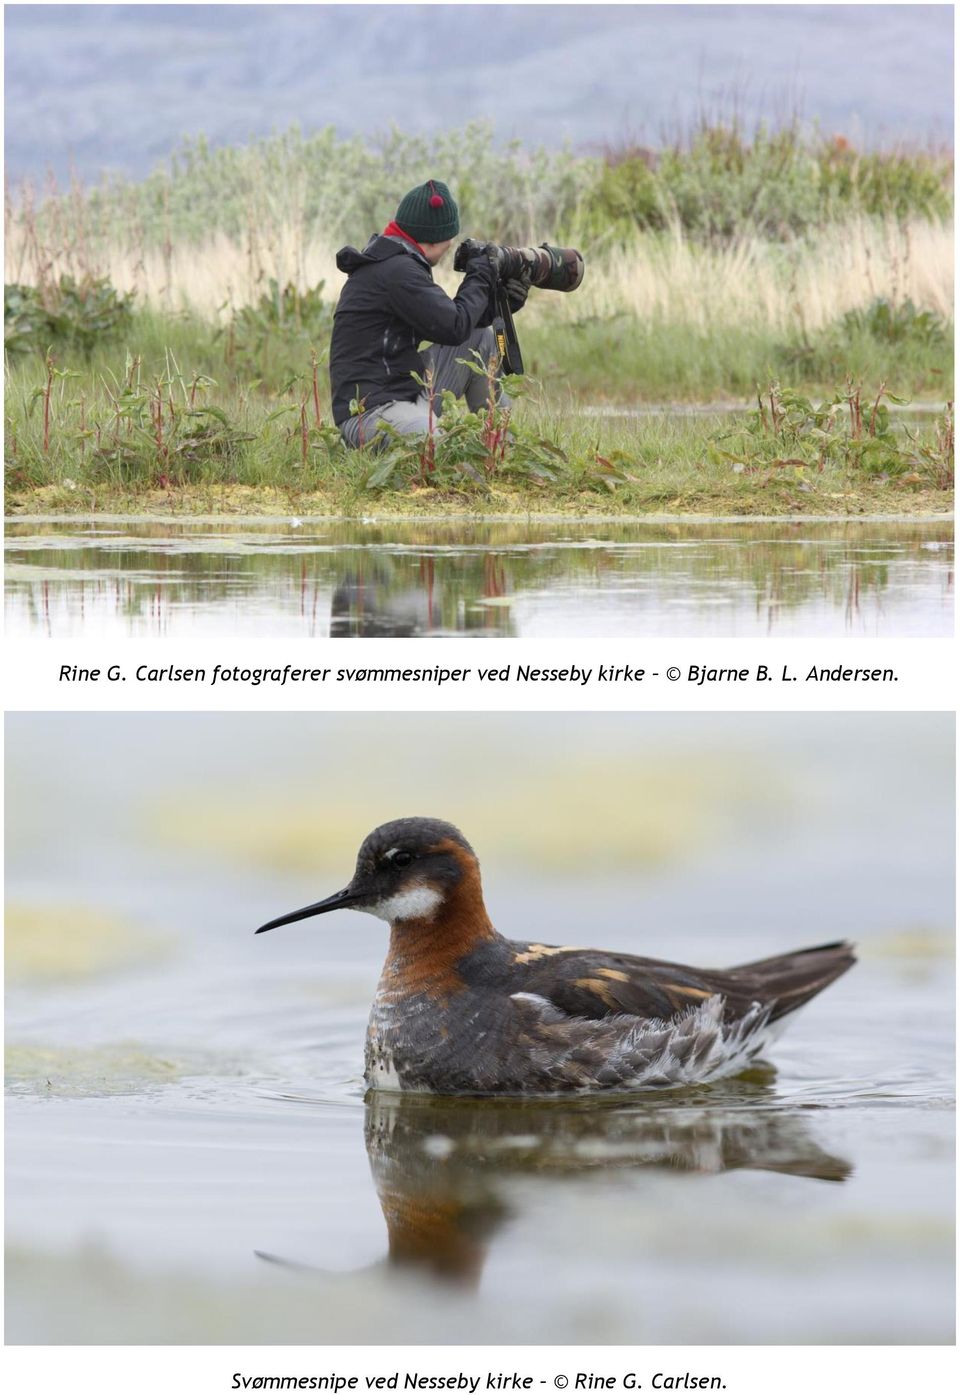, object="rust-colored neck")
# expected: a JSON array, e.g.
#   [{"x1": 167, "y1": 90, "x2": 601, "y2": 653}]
[{"x1": 382, "y1": 843, "x2": 496, "y2": 997}]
